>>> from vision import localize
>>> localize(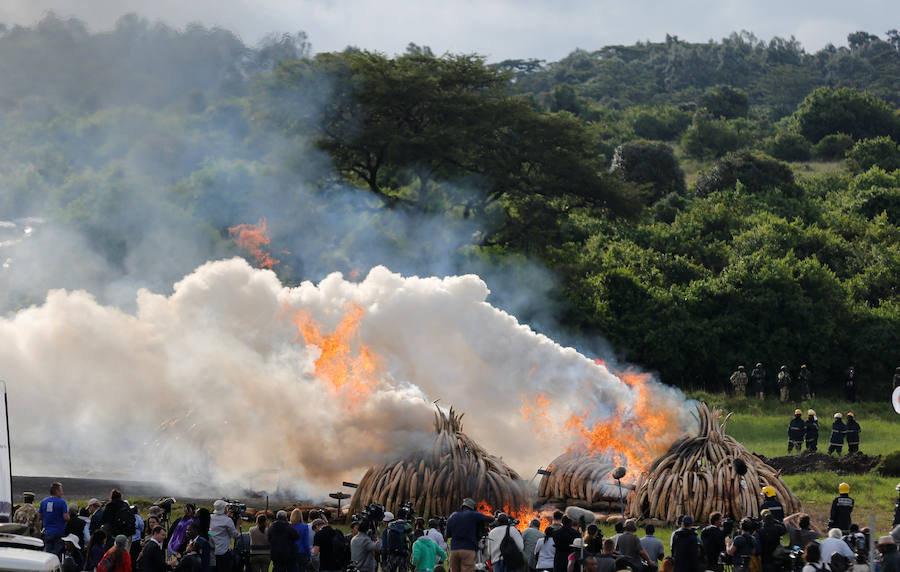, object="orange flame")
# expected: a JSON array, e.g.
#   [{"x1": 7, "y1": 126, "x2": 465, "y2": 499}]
[
  {"x1": 228, "y1": 218, "x2": 280, "y2": 270},
  {"x1": 520, "y1": 392, "x2": 553, "y2": 434},
  {"x1": 564, "y1": 370, "x2": 679, "y2": 478},
  {"x1": 476, "y1": 501, "x2": 548, "y2": 532},
  {"x1": 292, "y1": 303, "x2": 378, "y2": 406}
]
